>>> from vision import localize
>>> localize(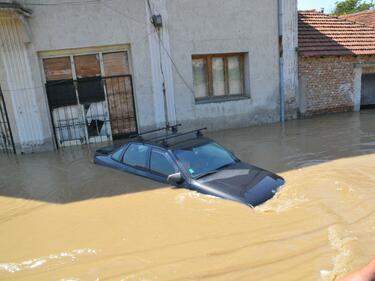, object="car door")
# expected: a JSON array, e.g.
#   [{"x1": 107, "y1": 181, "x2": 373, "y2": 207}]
[
  {"x1": 120, "y1": 143, "x2": 150, "y2": 178},
  {"x1": 149, "y1": 148, "x2": 179, "y2": 184}
]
